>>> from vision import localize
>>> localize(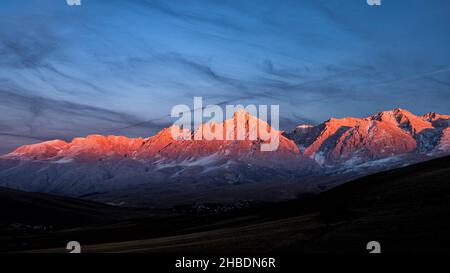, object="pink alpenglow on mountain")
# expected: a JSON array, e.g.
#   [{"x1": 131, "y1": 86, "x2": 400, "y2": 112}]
[
  {"x1": 4, "y1": 110, "x2": 303, "y2": 166},
  {"x1": 8, "y1": 135, "x2": 146, "y2": 162},
  {"x1": 0, "y1": 109, "x2": 449, "y2": 199},
  {"x1": 287, "y1": 108, "x2": 450, "y2": 165}
]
